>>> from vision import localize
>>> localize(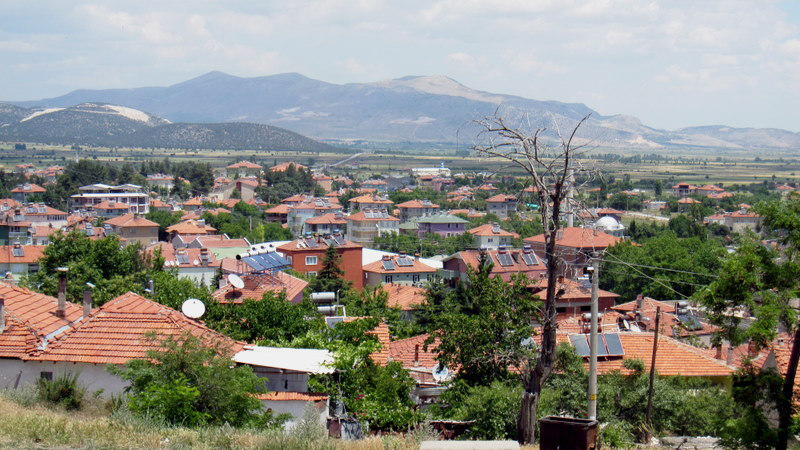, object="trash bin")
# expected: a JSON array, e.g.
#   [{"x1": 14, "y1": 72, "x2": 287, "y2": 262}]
[{"x1": 538, "y1": 416, "x2": 598, "y2": 450}]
